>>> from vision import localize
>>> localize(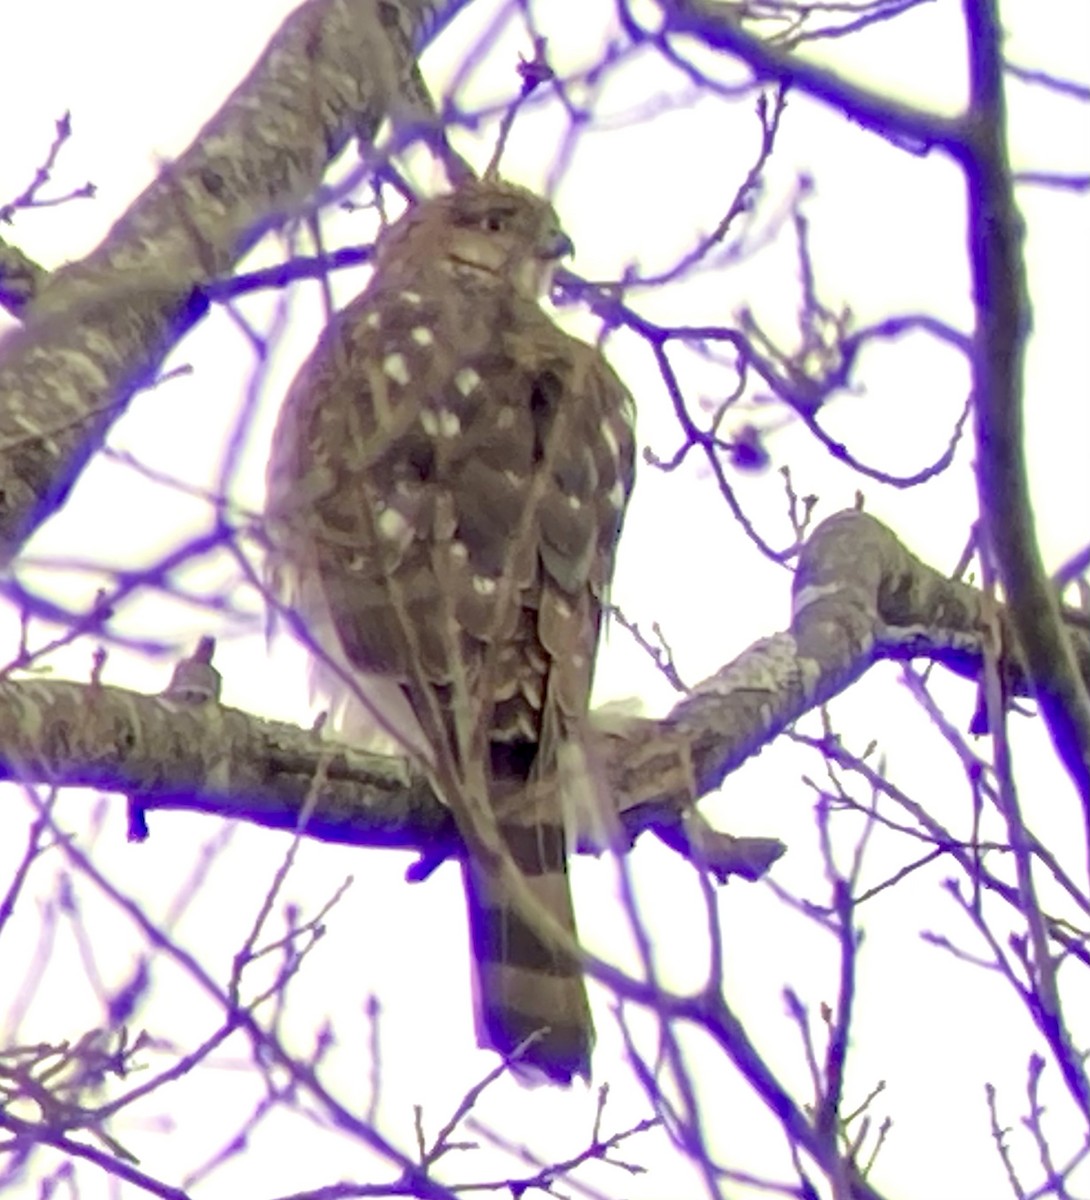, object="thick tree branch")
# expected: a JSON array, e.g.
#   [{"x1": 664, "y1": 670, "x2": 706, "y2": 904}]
[
  {"x1": 0, "y1": 0, "x2": 467, "y2": 563},
  {"x1": 3, "y1": 512, "x2": 1083, "y2": 882},
  {"x1": 670, "y1": 509, "x2": 1088, "y2": 792}
]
